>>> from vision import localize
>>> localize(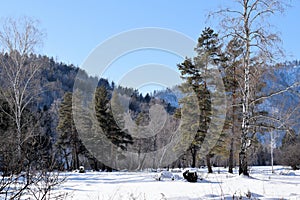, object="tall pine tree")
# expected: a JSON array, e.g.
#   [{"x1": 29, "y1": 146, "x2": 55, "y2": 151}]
[
  {"x1": 178, "y1": 27, "x2": 224, "y2": 171},
  {"x1": 94, "y1": 86, "x2": 133, "y2": 171},
  {"x1": 57, "y1": 92, "x2": 86, "y2": 170}
]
